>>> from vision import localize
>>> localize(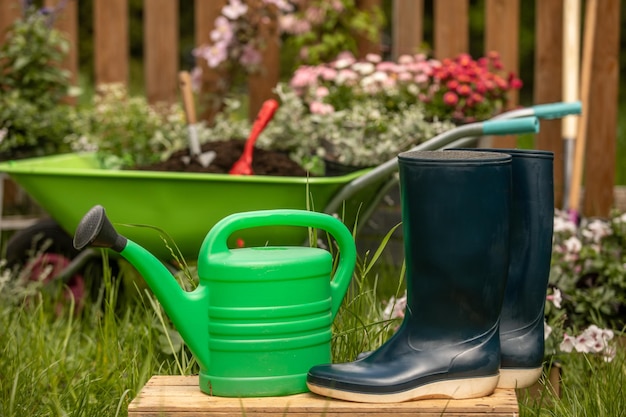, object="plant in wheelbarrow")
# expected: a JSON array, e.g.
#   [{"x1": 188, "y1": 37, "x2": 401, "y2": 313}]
[{"x1": 253, "y1": 50, "x2": 523, "y2": 174}]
